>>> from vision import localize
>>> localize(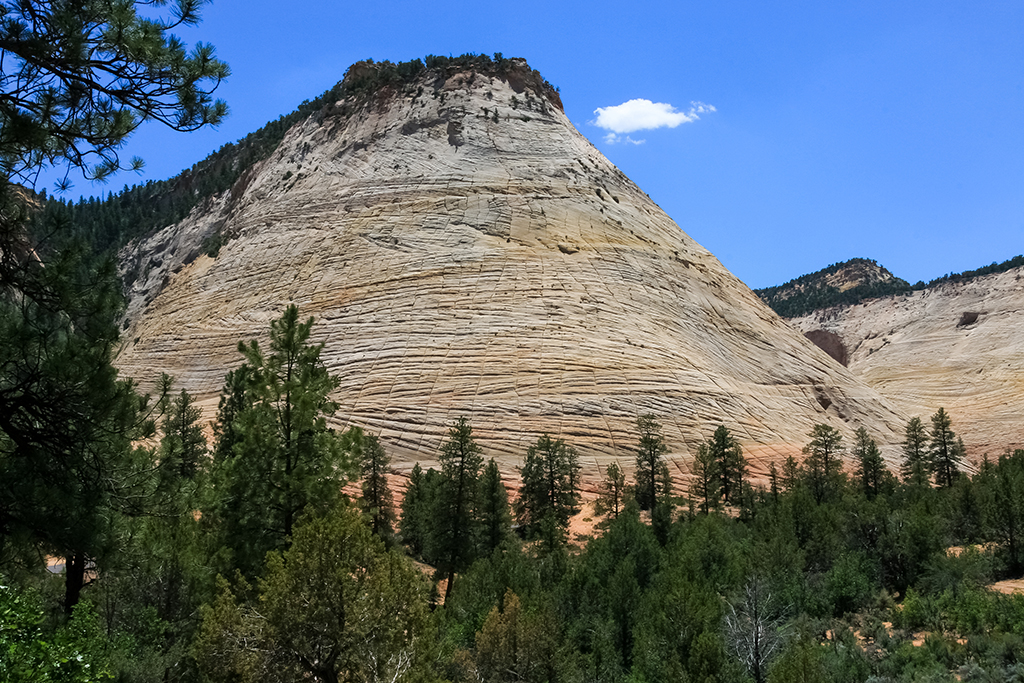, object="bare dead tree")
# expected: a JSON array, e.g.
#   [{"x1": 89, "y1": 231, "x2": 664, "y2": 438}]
[{"x1": 724, "y1": 576, "x2": 786, "y2": 683}]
